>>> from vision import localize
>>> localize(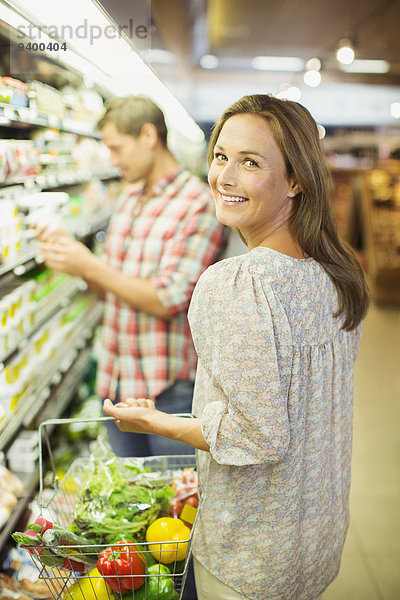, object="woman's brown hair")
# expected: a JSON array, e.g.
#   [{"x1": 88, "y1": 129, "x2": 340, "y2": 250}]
[{"x1": 208, "y1": 94, "x2": 369, "y2": 331}]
